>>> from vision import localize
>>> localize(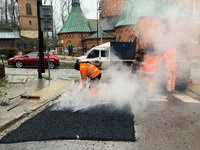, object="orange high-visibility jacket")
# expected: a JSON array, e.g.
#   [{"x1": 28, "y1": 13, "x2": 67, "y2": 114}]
[
  {"x1": 141, "y1": 56, "x2": 159, "y2": 75},
  {"x1": 80, "y1": 63, "x2": 101, "y2": 83},
  {"x1": 160, "y1": 47, "x2": 177, "y2": 70}
]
